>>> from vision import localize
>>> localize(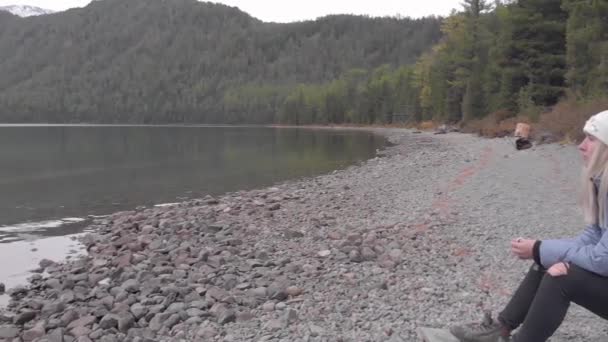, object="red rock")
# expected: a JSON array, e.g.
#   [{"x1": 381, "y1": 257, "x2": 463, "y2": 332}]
[
  {"x1": 70, "y1": 325, "x2": 91, "y2": 337},
  {"x1": 115, "y1": 252, "x2": 133, "y2": 268},
  {"x1": 67, "y1": 315, "x2": 96, "y2": 330}
]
